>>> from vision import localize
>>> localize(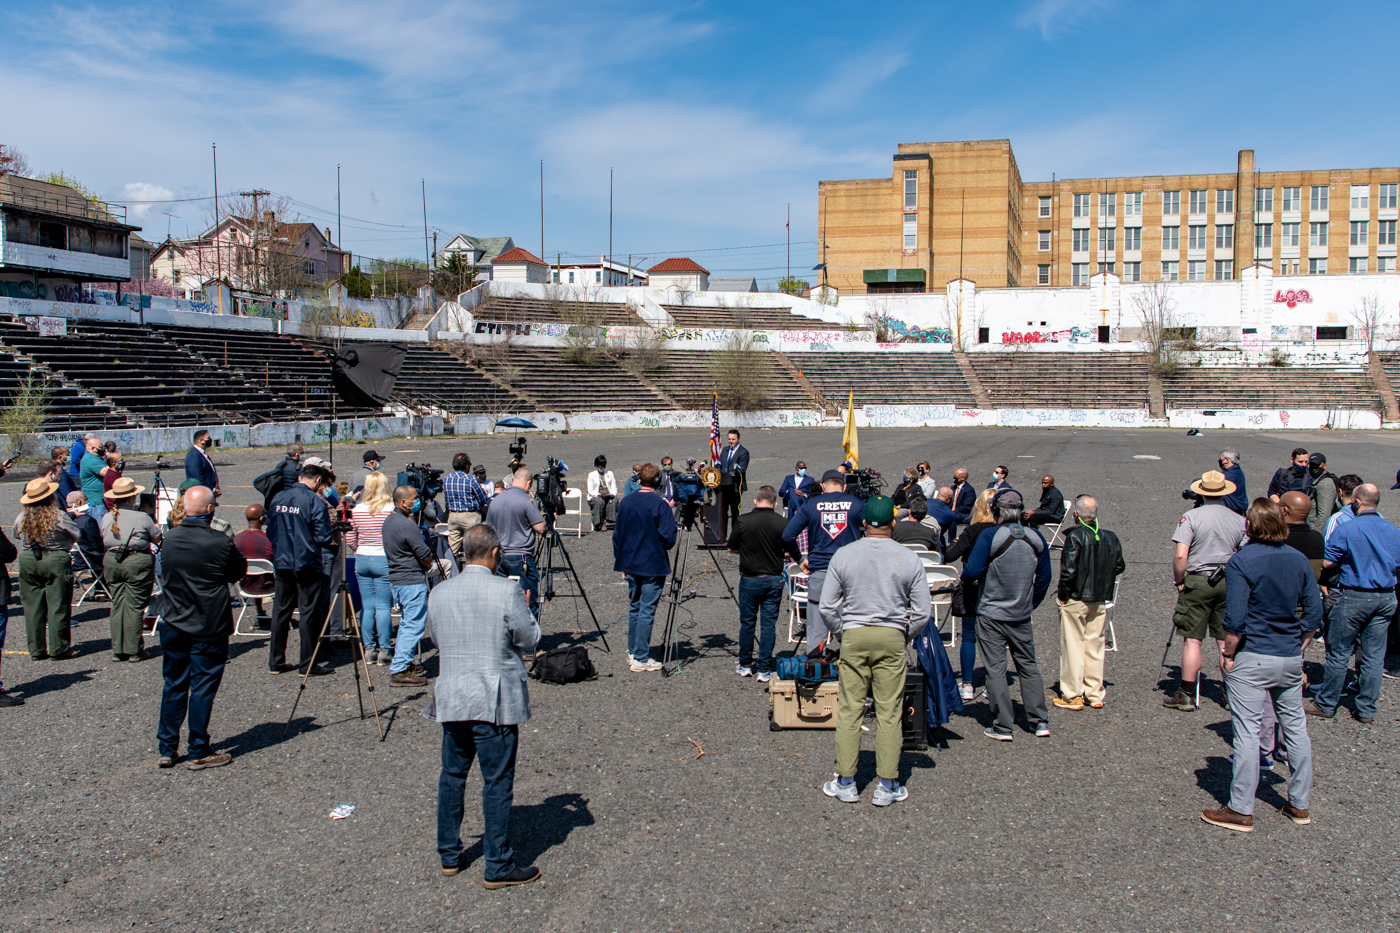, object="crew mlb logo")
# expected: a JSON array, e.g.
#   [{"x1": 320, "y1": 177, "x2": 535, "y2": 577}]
[{"x1": 817, "y1": 501, "x2": 850, "y2": 539}]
